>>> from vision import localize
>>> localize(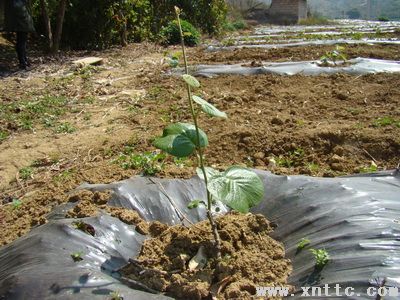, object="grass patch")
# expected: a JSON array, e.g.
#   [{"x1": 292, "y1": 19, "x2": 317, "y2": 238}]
[
  {"x1": 298, "y1": 16, "x2": 332, "y2": 26},
  {"x1": 54, "y1": 122, "x2": 76, "y2": 134},
  {"x1": 0, "y1": 95, "x2": 70, "y2": 133},
  {"x1": 19, "y1": 167, "x2": 33, "y2": 180},
  {"x1": 115, "y1": 150, "x2": 166, "y2": 176},
  {"x1": 276, "y1": 148, "x2": 305, "y2": 168},
  {"x1": 372, "y1": 116, "x2": 400, "y2": 128},
  {"x1": 0, "y1": 130, "x2": 9, "y2": 142}
]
